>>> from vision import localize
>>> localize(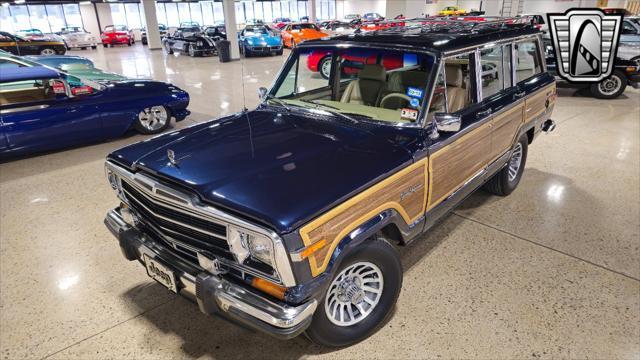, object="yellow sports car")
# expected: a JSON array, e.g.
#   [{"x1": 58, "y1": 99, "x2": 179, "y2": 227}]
[{"x1": 438, "y1": 6, "x2": 467, "y2": 16}]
